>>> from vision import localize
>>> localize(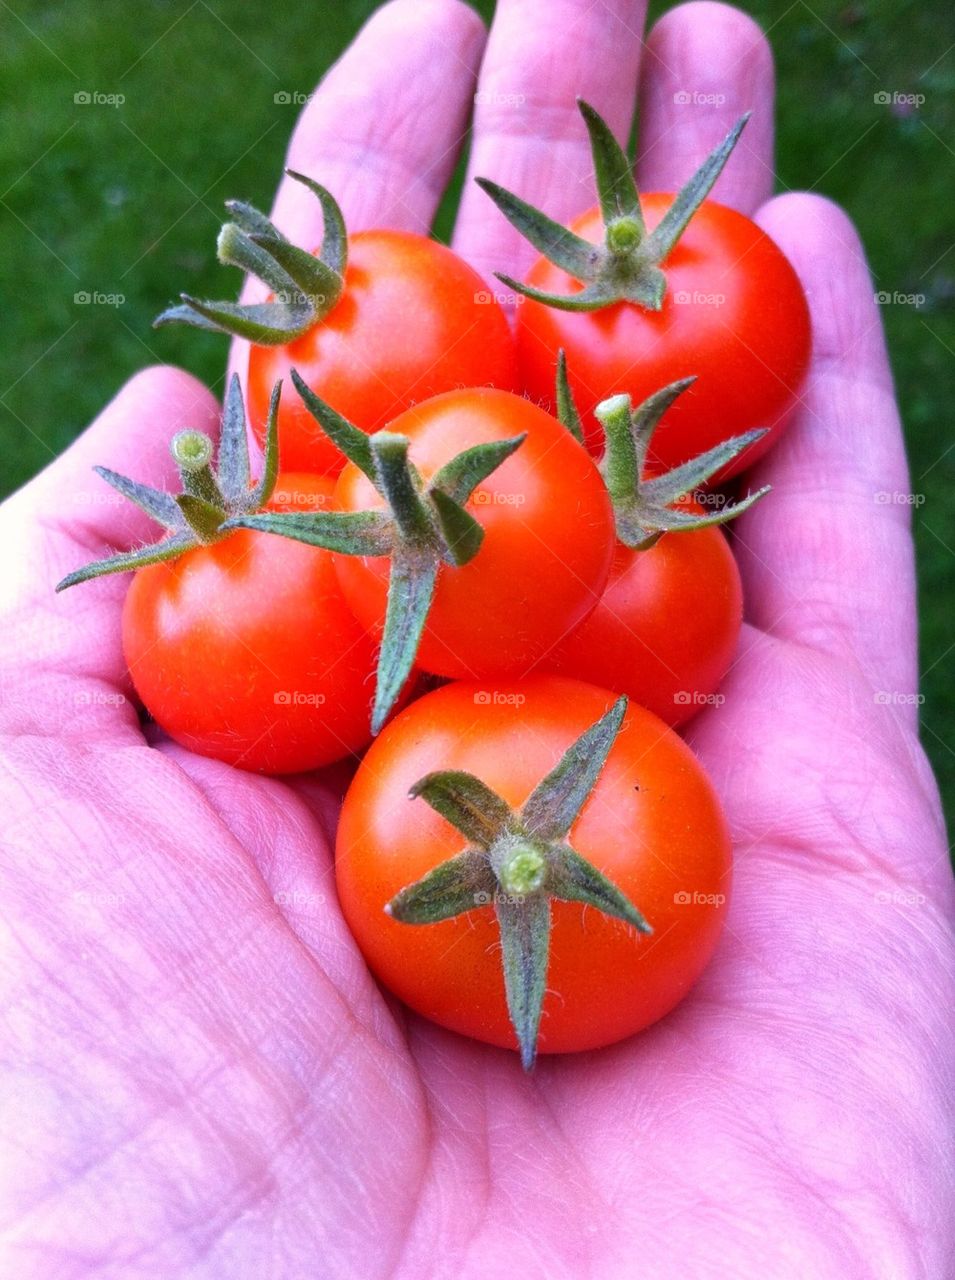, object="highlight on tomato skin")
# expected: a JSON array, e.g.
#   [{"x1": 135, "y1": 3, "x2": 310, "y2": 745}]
[{"x1": 335, "y1": 676, "x2": 732, "y2": 1061}]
